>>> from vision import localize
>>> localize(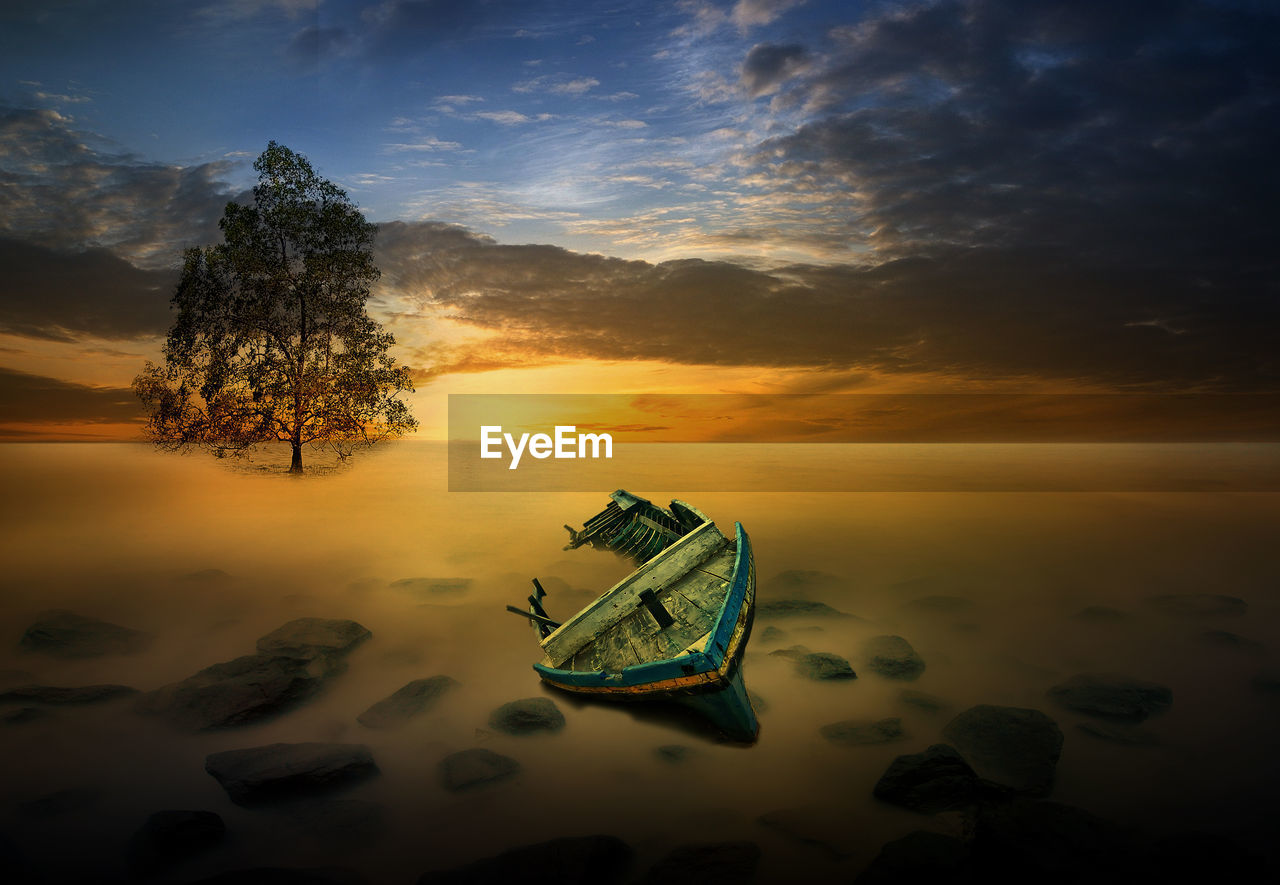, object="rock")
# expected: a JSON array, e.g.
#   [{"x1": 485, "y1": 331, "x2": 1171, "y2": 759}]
[
  {"x1": 1073, "y1": 605, "x2": 1131, "y2": 623},
  {"x1": 256, "y1": 618, "x2": 371, "y2": 661},
  {"x1": 942, "y1": 705, "x2": 1063, "y2": 796},
  {"x1": 1145, "y1": 593, "x2": 1247, "y2": 617},
  {"x1": 757, "y1": 806, "x2": 863, "y2": 857},
  {"x1": 1047, "y1": 673, "x2": 1172, "y2": 722},
  {"x1": 357, "y1": 676, "x2": 458, "y2": 729},
  {"x1": 768, "y1": 644, "x2": 810, "y2": 661},
  {"x1": 759, "y1": 625, "x2": 787, "y2": 643},
  {"x1": 795, "y1": 652, "x2": 856, "y2": 681},
  {"x1": 438, "y1": 748, "x2": 520, "y2": 791},
  {"x1": 820, "y1": 717, "x2": 905, "y2": 746},
  {"x1": 0, "y1": 683, "x2": 137, "y2": 704},
  {"x1": 1198, "y1": 629, "x2": 1261, "y2": 650},
  {"x1": 636, "y1": 842, "x2": 760, "y2": 885},
  {"x1": 19, "y1": 610, "x2": 151, "y2": 658},
  {"x1": 186, "y1": 867, "x2": 364, "y2": 885},
  {"x1": 416, "y1": 835, "x2": 632, "y2": 885},
  {"x1": 971, "y1": 799, "x2": 1139, "y2": 882},
  {"x1": 873, "y1": 744, "x2": 986, "y2": 813},
  {"x1": 757, "y1": 599, "x2": 850, "y2": 618},
  {"x1": 138, "y1": 654, "x2": 330, "y2": 730},
  {"x1": 655, "y1": 744, "x2": 691, "y2": 763},
  {"x1": 128, "y1": 809, "x2": 225, "y2": 874},
  {"x1": 903, "y1": 595, "x2": 974, "y2": 614},
  {"x1": 1077, "y1": 722, "x2": 1159, "y2": 746},
  {"x1": 862, "y1": 635, "x2": 926, "y2": 680},
  {"x1": 204, "y1": 742, "x2": 378, "y2": 806},
  {"x1": 1, "y1": 706, "x2": 51, "y2": 725},
  {"x1": 855, "y1": 831, "x2": 971, "y2": 884},
  {"x1": 899, "y1": 690, "x2": 945, "y2": 713},
  {"x1": 391, "y1": 577, "x2": 472, "y2": 598},
  {"x1": 488, "y1": 697, "x2": 565, "y2": 735}
]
